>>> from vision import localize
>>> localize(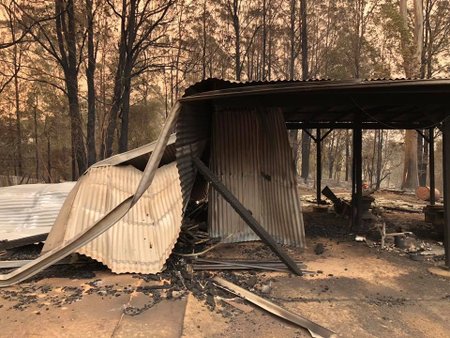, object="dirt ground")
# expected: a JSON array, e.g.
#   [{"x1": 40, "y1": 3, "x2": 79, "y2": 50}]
[{"x1": 0, "y1": 191, "x2": 449, "y2": 338}]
